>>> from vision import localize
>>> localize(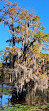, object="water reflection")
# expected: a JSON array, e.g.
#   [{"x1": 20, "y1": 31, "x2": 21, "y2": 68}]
[
  {"x1": 0, "y1": 83, "x2": 12, "y2": 110},
  {"x1": 0, "y1": 78, "x2": 49, "y2": 111},
  {"x1": 25, "y1": 87, "x2": 49, "y2": 105}
]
